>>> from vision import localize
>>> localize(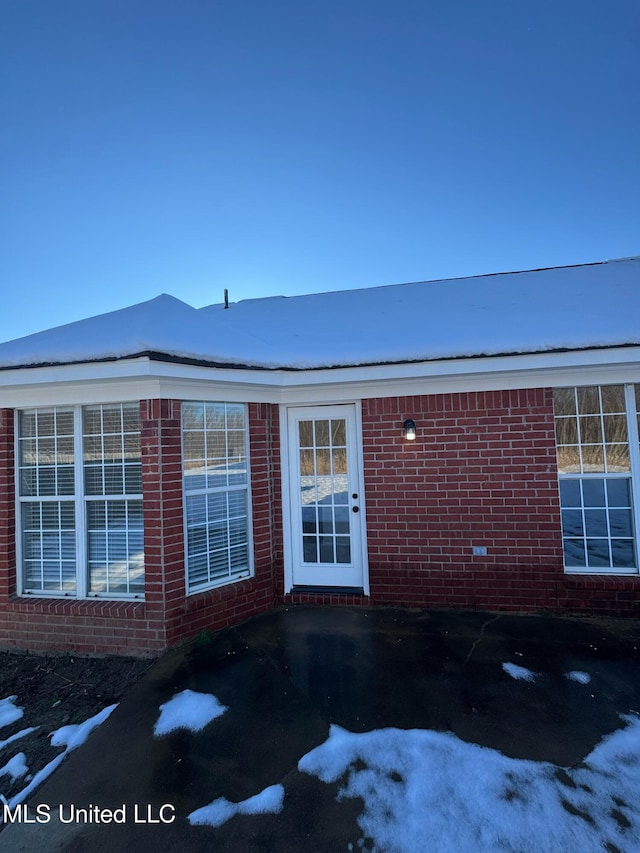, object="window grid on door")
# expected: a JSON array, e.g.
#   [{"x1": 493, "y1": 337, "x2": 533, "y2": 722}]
[{"x1": 299, "y1": 418, "x2": 351, "y2": 565}]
